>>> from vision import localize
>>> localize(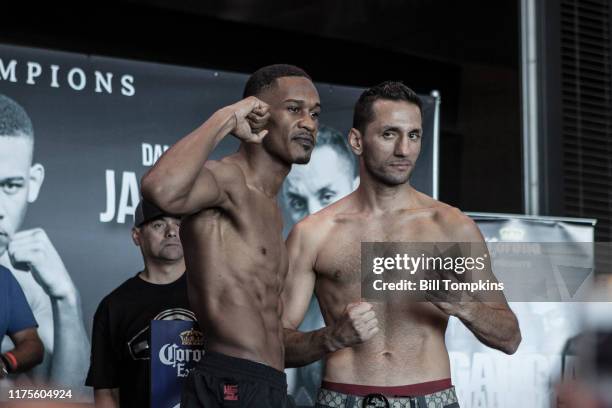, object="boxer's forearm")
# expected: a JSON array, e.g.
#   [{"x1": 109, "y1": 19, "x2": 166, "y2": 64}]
[
  {"x1": 455, "y1": 302, "x2": 521, "y2": 354},
  {"x1": 141, "y1": 107, "x2": 235, "y2": 214},
  {"x1": 8, "y1": 341, "x2": 43, "y2": 373},
  {"x1": 50, "y1": 290, "x2": 90, "y2": 387},
  {"x1": 284, "y1": 327, "x2": 339, "y2": 368}
]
